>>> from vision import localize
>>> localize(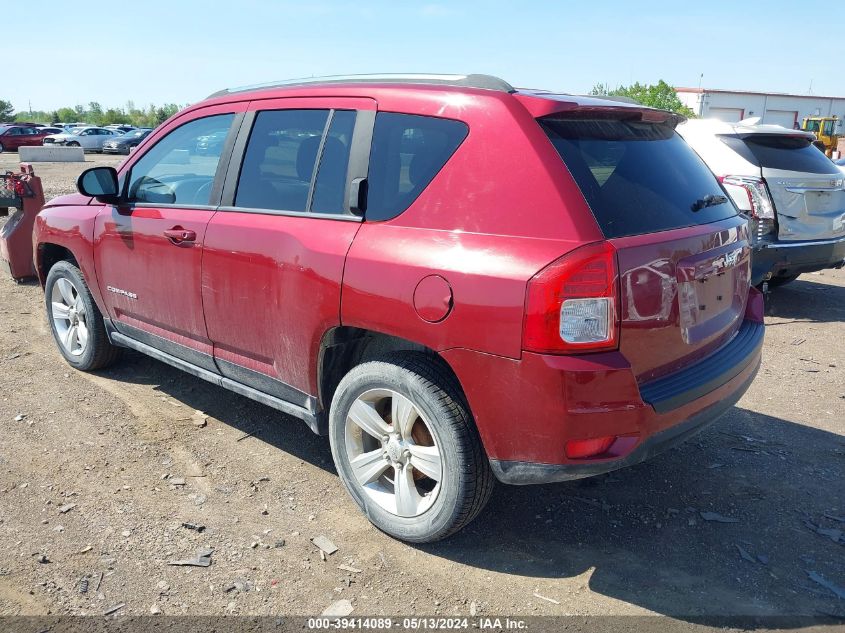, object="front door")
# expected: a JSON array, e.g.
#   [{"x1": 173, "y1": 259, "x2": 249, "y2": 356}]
[
  {"x1": 201, "y1": 98, "x2": 374, "y2": 405},
  {"x1": 94, "y1": 109, "x2": 241, "y2": 370}
]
